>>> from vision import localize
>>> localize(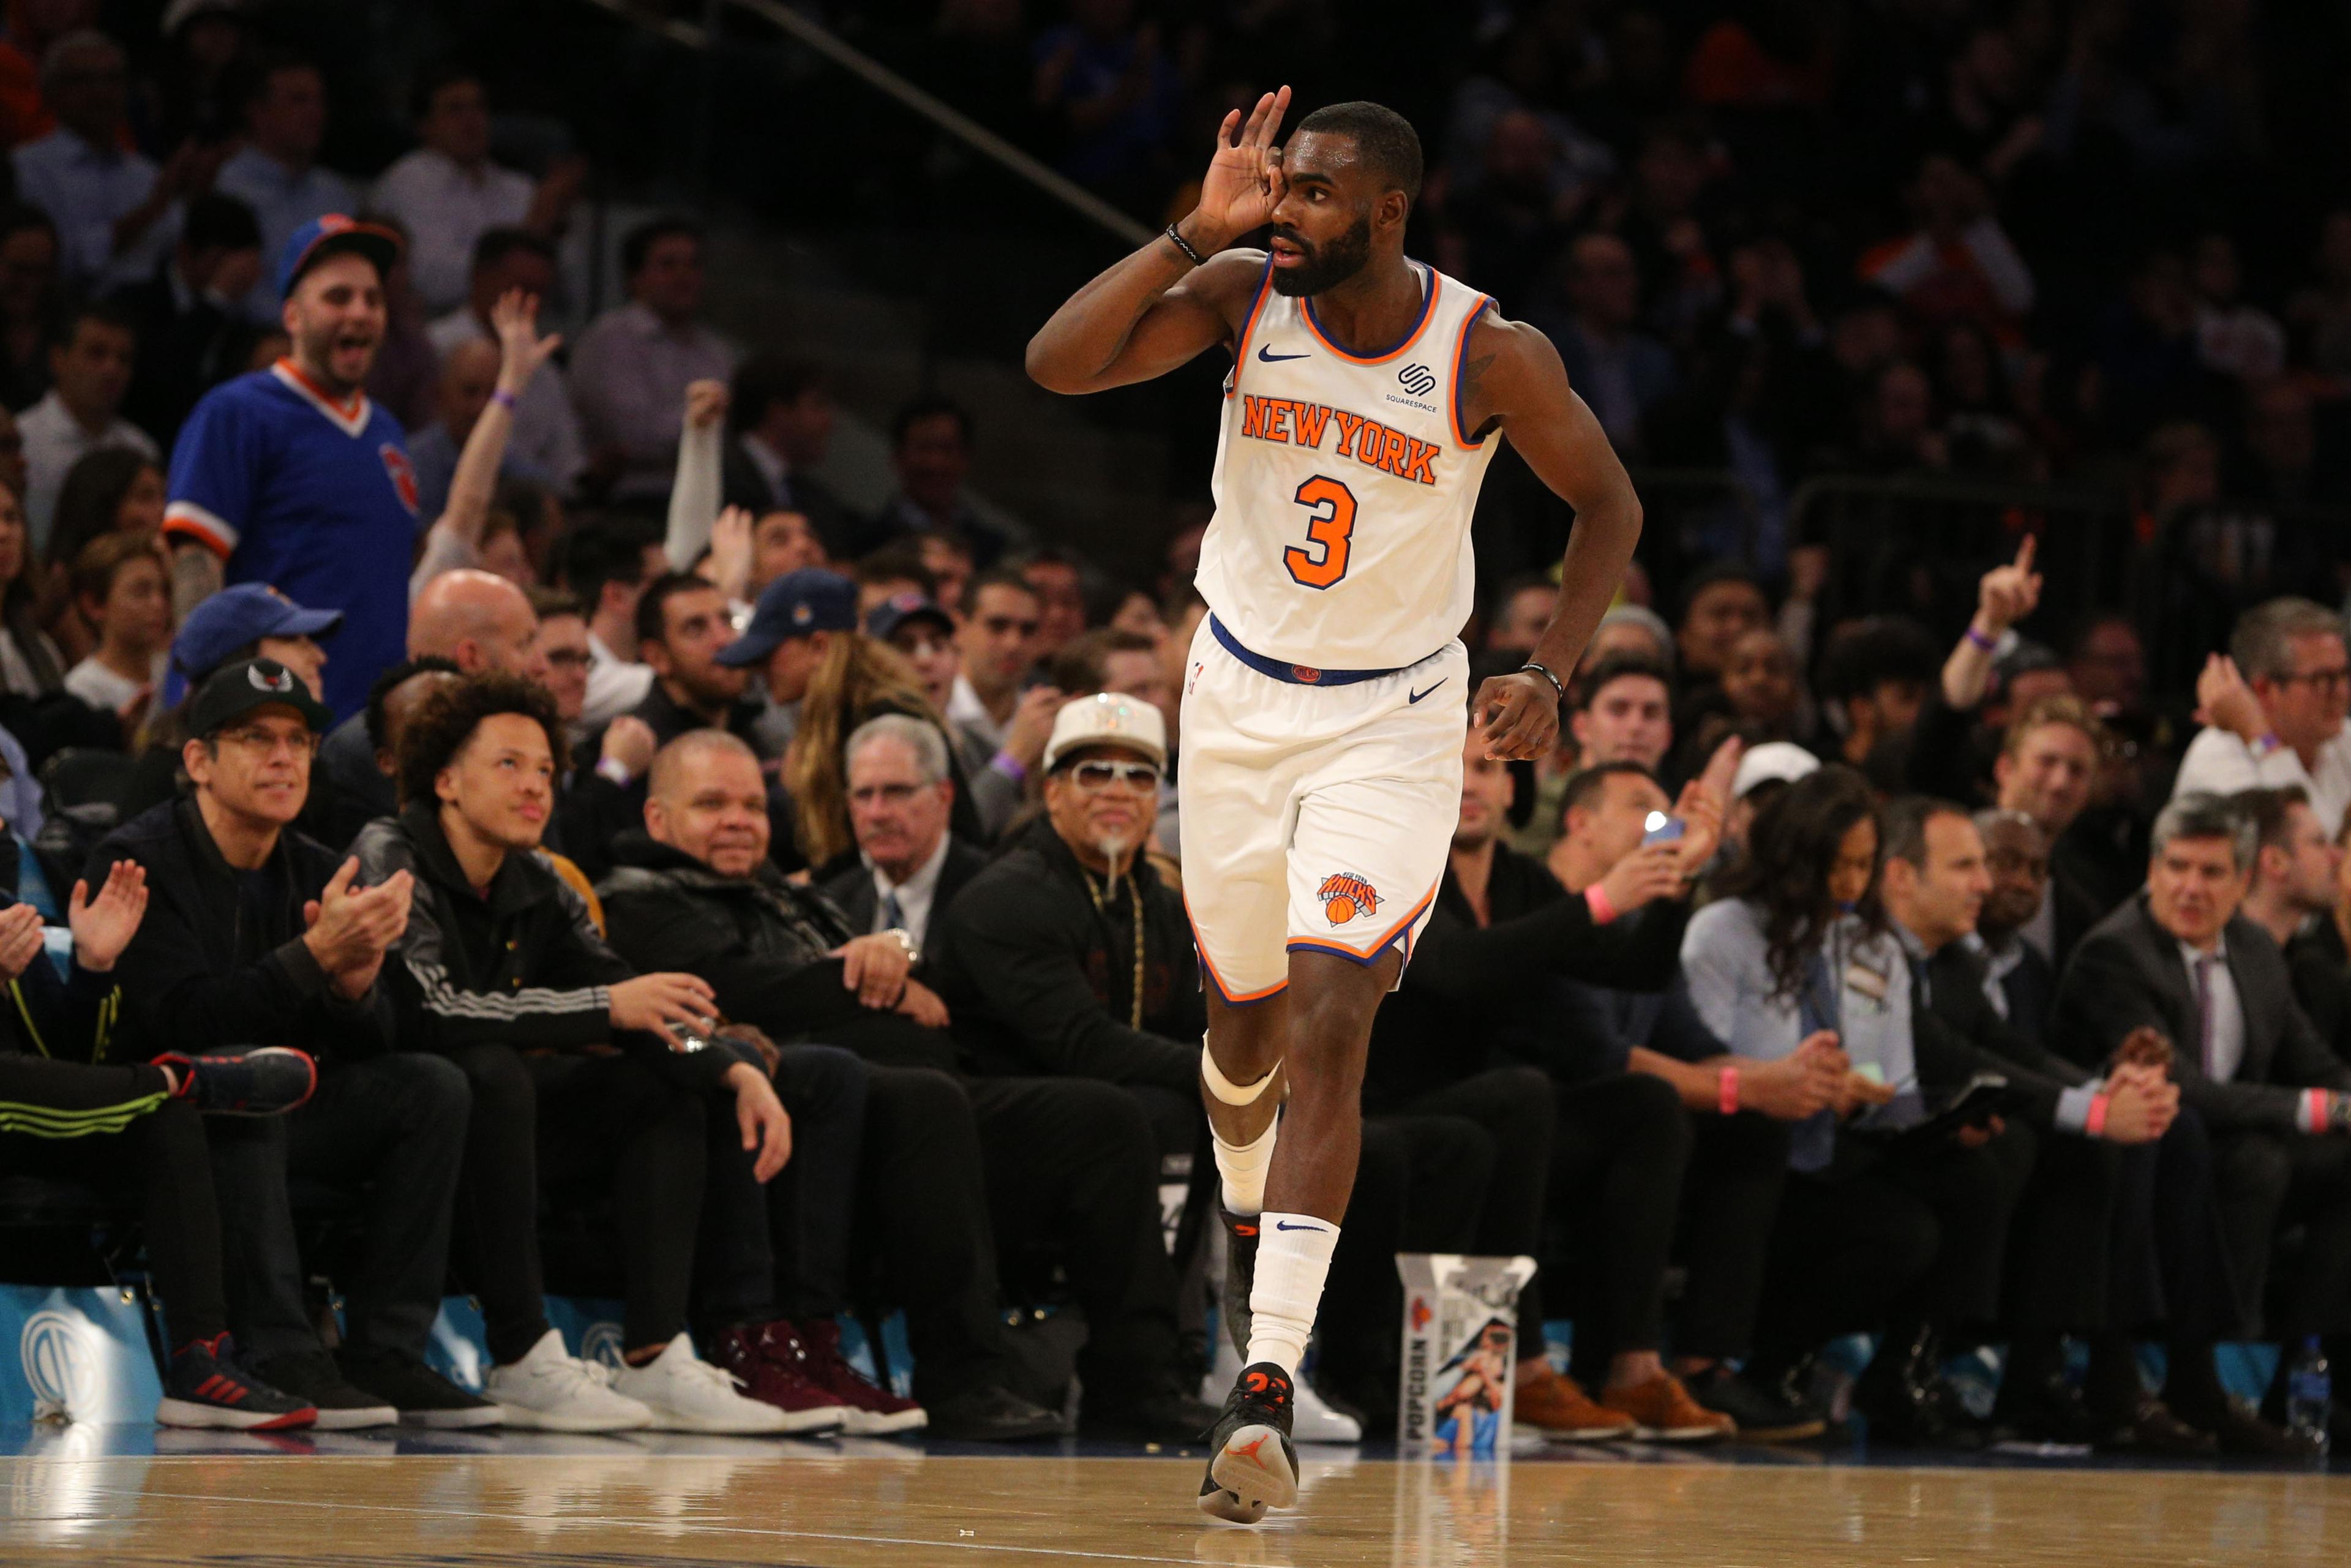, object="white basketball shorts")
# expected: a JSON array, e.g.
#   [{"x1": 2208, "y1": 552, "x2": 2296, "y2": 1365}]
[{"x1": 1177, "y1": 613, "x2": 1468, "y2": 1005}]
